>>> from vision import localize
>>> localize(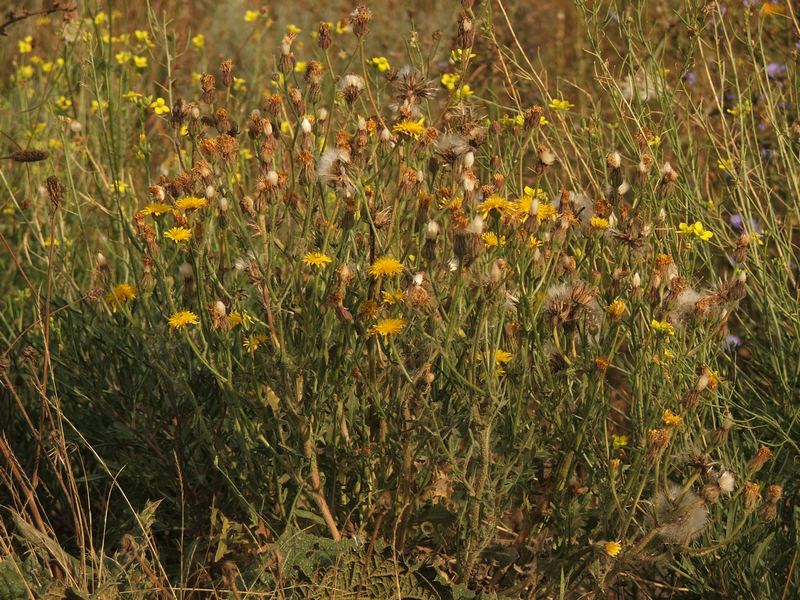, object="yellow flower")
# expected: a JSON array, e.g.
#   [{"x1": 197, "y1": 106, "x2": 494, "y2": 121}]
[
  {"x1": 370, "y1": 56, "x2": 391, "y2": 72},
  {"x1": 91, "y1": 99, "x2": 109, "y2": 113},
  {"x1": 94, "y1": 11, "x2": 108, "y2": 25},
  {"x1": 174, "y1": 196, "x2": 208, "y2": 211},
  {"x1": 191, "y1": 33, "x2": 205, "y2": 49},
  {"x1": 607, "y1": 298, "x2": 626, "y2": 319},
  {"x1": 228, "y1": 311, "x2": 253, "y2": 328},
  {"x1": 528, "y1": 235, "x2": 543, "y2": 249},
  {"x1": 133, "y1": 55, "x2": 148, "y2": 69},
  {"x1": 123, "y1": 90, "x2": 143, "y2": 102},
  {"x1": 604, "y1": 541, "x2": 622, "y2": 558},
  {"x1": 500, "y1": 114, "x2": 524, "y2": 127},
  {"x1": 449, "y1": 48, "x2": 476, "y2": 64},
  {"x1": 244, "y1": 334, "x2": 269, "y2": 352},
  {"x1": 393, "y1": 118, "x2": 425, "y2": 139},
  {"x1": 55, "y1": 95, "x2": 72, "y2": 110},
  {"x1": 244, "y1": 10, "x2": 260, "y2": 22},
  {"x1": 726, "y1": 100, "x2": 751, "y2": 116},
  {"x1": 493, "y1": 349, "x2": 513, "y2": 364},
  {"x1": 651, "y1": 319, "x2": 675, "y2": 336},
  {"x1": 760, "y1": 2, "x2": 785, "y2": 16},
  {"x1": 662, "y1": 409, "x2": 682, "y2": 428},
  {"x1": 18, "y1": 35, "x2": 33, "y2": 54},
  {"x1": 647, "y1": 134, "x2": 662, "y2": 147},
  {"x1": 110, "y1": 180, "x2": 128, "y2": 193},
  {"x1": 302, "y1": 252, "x2": 333, "y2": 269},
  {"x1": 536, "y1": 203, "x2": 557, "y2": 223},
  {"x1": 164, "y1": 226, "x2": 192, "y2": 244},
  {"x1": 294, "y1": 60, "x2": 307, "y2": 73},
  {"x1": 455, "y1": 85, "x2": 473, "y2": 100},
  {"x1": 369, "y1": 318, "x2": 407, "y2": 337},
  {"x1": 717, "y1": 158, "x2": 734, "y2": 172},
  {"x1": 141, "y1": 202, "x2": 171, "y2": 216},
  {"x1": 168, "y1": 310, "x2": 199, "y2": 329},
  {"x1": 115, "y1": 51, "x2": 132, "y2": 64},
  {"x1": 548, "y1": 98, "x2": 574, "y2": 112},
  {"x1": 134, "y1": 30, "x2": 154, "y2": 48},
  {"x1": 477, "y1": 194, "x2": 513, "y2": 218},
  {"x1": 369, "y1": 257, "x2": 404, "y2": 278},
  {"x1": 590, "y1": 216, "x2": 610, "y2": 230},
  {"x1": 678, "y1": 221, "x2": 713, "y2": 241},
  {"x1": 382, "y1": 289, "x2": 406, "y2": 305},
  {"x1": 105, "y1": 283, "x2": 137, "y2": 305},
  {"x1": 287, "y1": 24, "x2": 301, "y2": 34},
  {"x1": 481, "y1": 232, "x2": 506, "y2": 247},
  {"x1": 441, "y1": 72, "x2": 460, "y2": 90},
  {"x1": 611, "y1": 434, "x2": 628, "y2": 449},
  {"x1": 17, "y1": 65, "x2": 34, "y2": 80},
  {"x1": 43, "y1": 238, "x2": 60, "y2": 247},
  {"x1": 149, "y1": 97, "x2": 170, "y2": 115}
]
